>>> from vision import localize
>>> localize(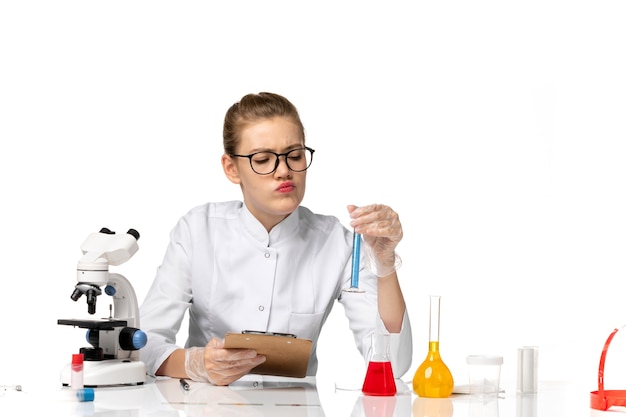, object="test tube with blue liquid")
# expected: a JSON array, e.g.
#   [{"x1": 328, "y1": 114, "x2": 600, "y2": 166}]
[{"x1": 343, "y1": 230, "x2": 365, "y2": 293}]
